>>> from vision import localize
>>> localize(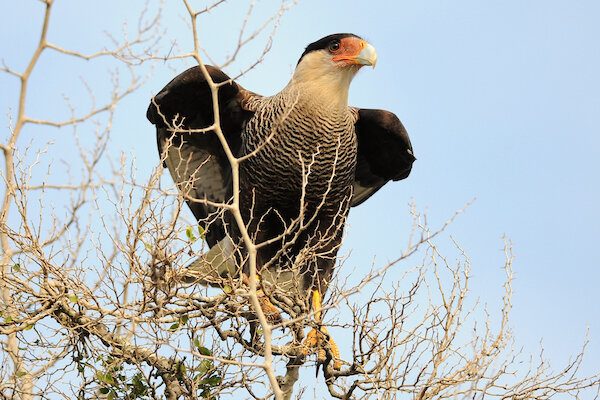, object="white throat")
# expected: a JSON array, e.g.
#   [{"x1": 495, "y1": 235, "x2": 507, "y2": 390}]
[{"x1": 287, "y1": 51, "x2": 360, "y2": 108}]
